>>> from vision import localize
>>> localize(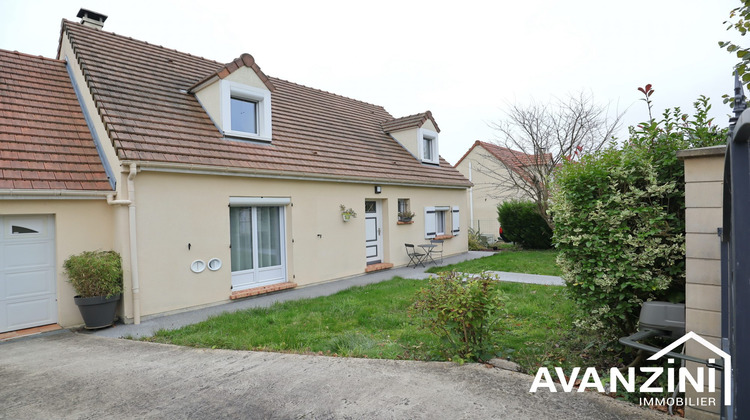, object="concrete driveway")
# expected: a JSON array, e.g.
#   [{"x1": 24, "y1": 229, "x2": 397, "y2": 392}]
[{"x1": 1, "y1": 331, "x2": 668, "y2": 419}]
